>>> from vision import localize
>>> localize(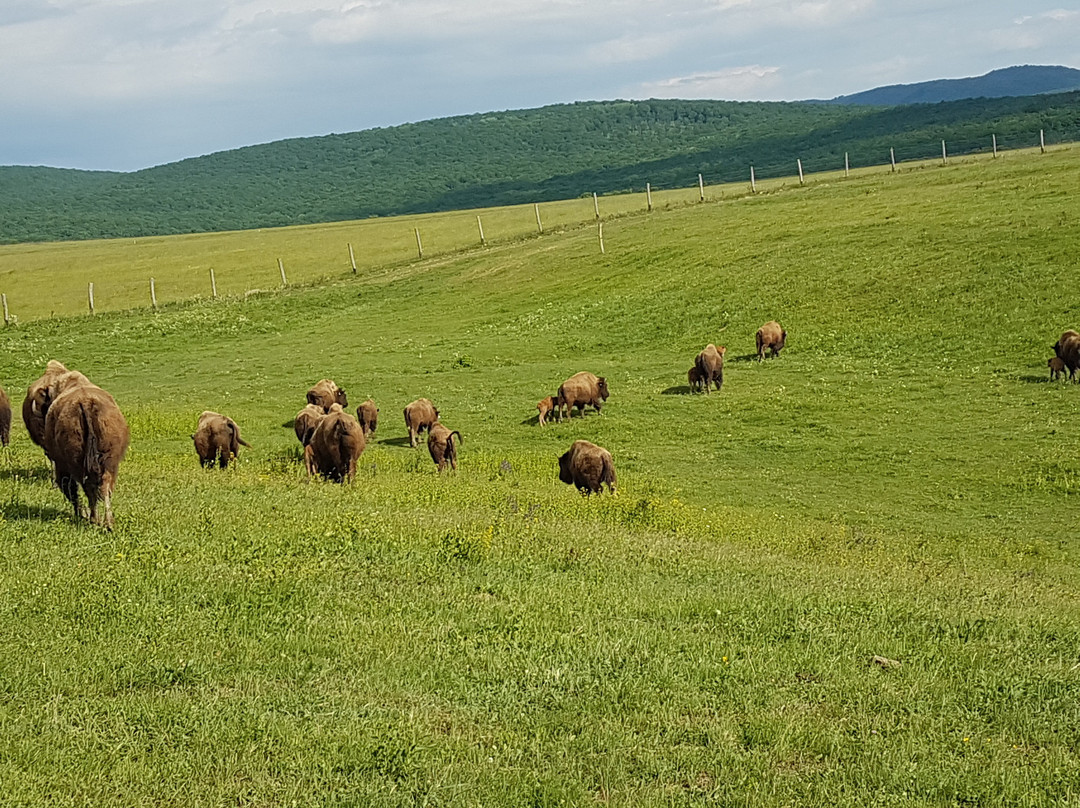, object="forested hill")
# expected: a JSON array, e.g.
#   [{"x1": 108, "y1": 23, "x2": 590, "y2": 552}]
[
  {"x1": 2, "y1": 92, "x2": 1080, "y2": 244},
  {"x1": 824, "y1": 65, "x2": 1080, "y2": 105}
]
